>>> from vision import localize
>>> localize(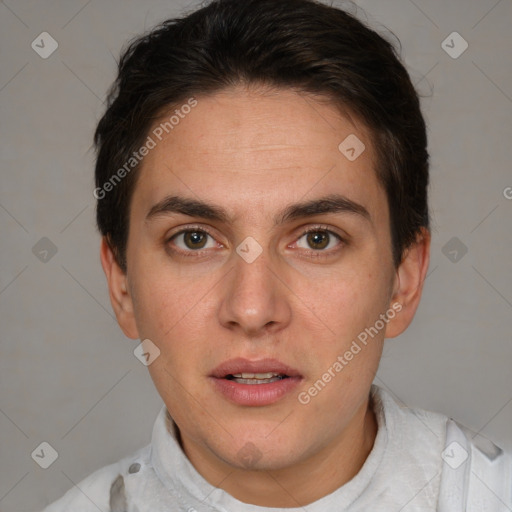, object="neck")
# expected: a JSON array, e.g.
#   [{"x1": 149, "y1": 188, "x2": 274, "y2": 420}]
[{"x1": 179, "y1": 395, "x2": 378, "y2": 507}]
